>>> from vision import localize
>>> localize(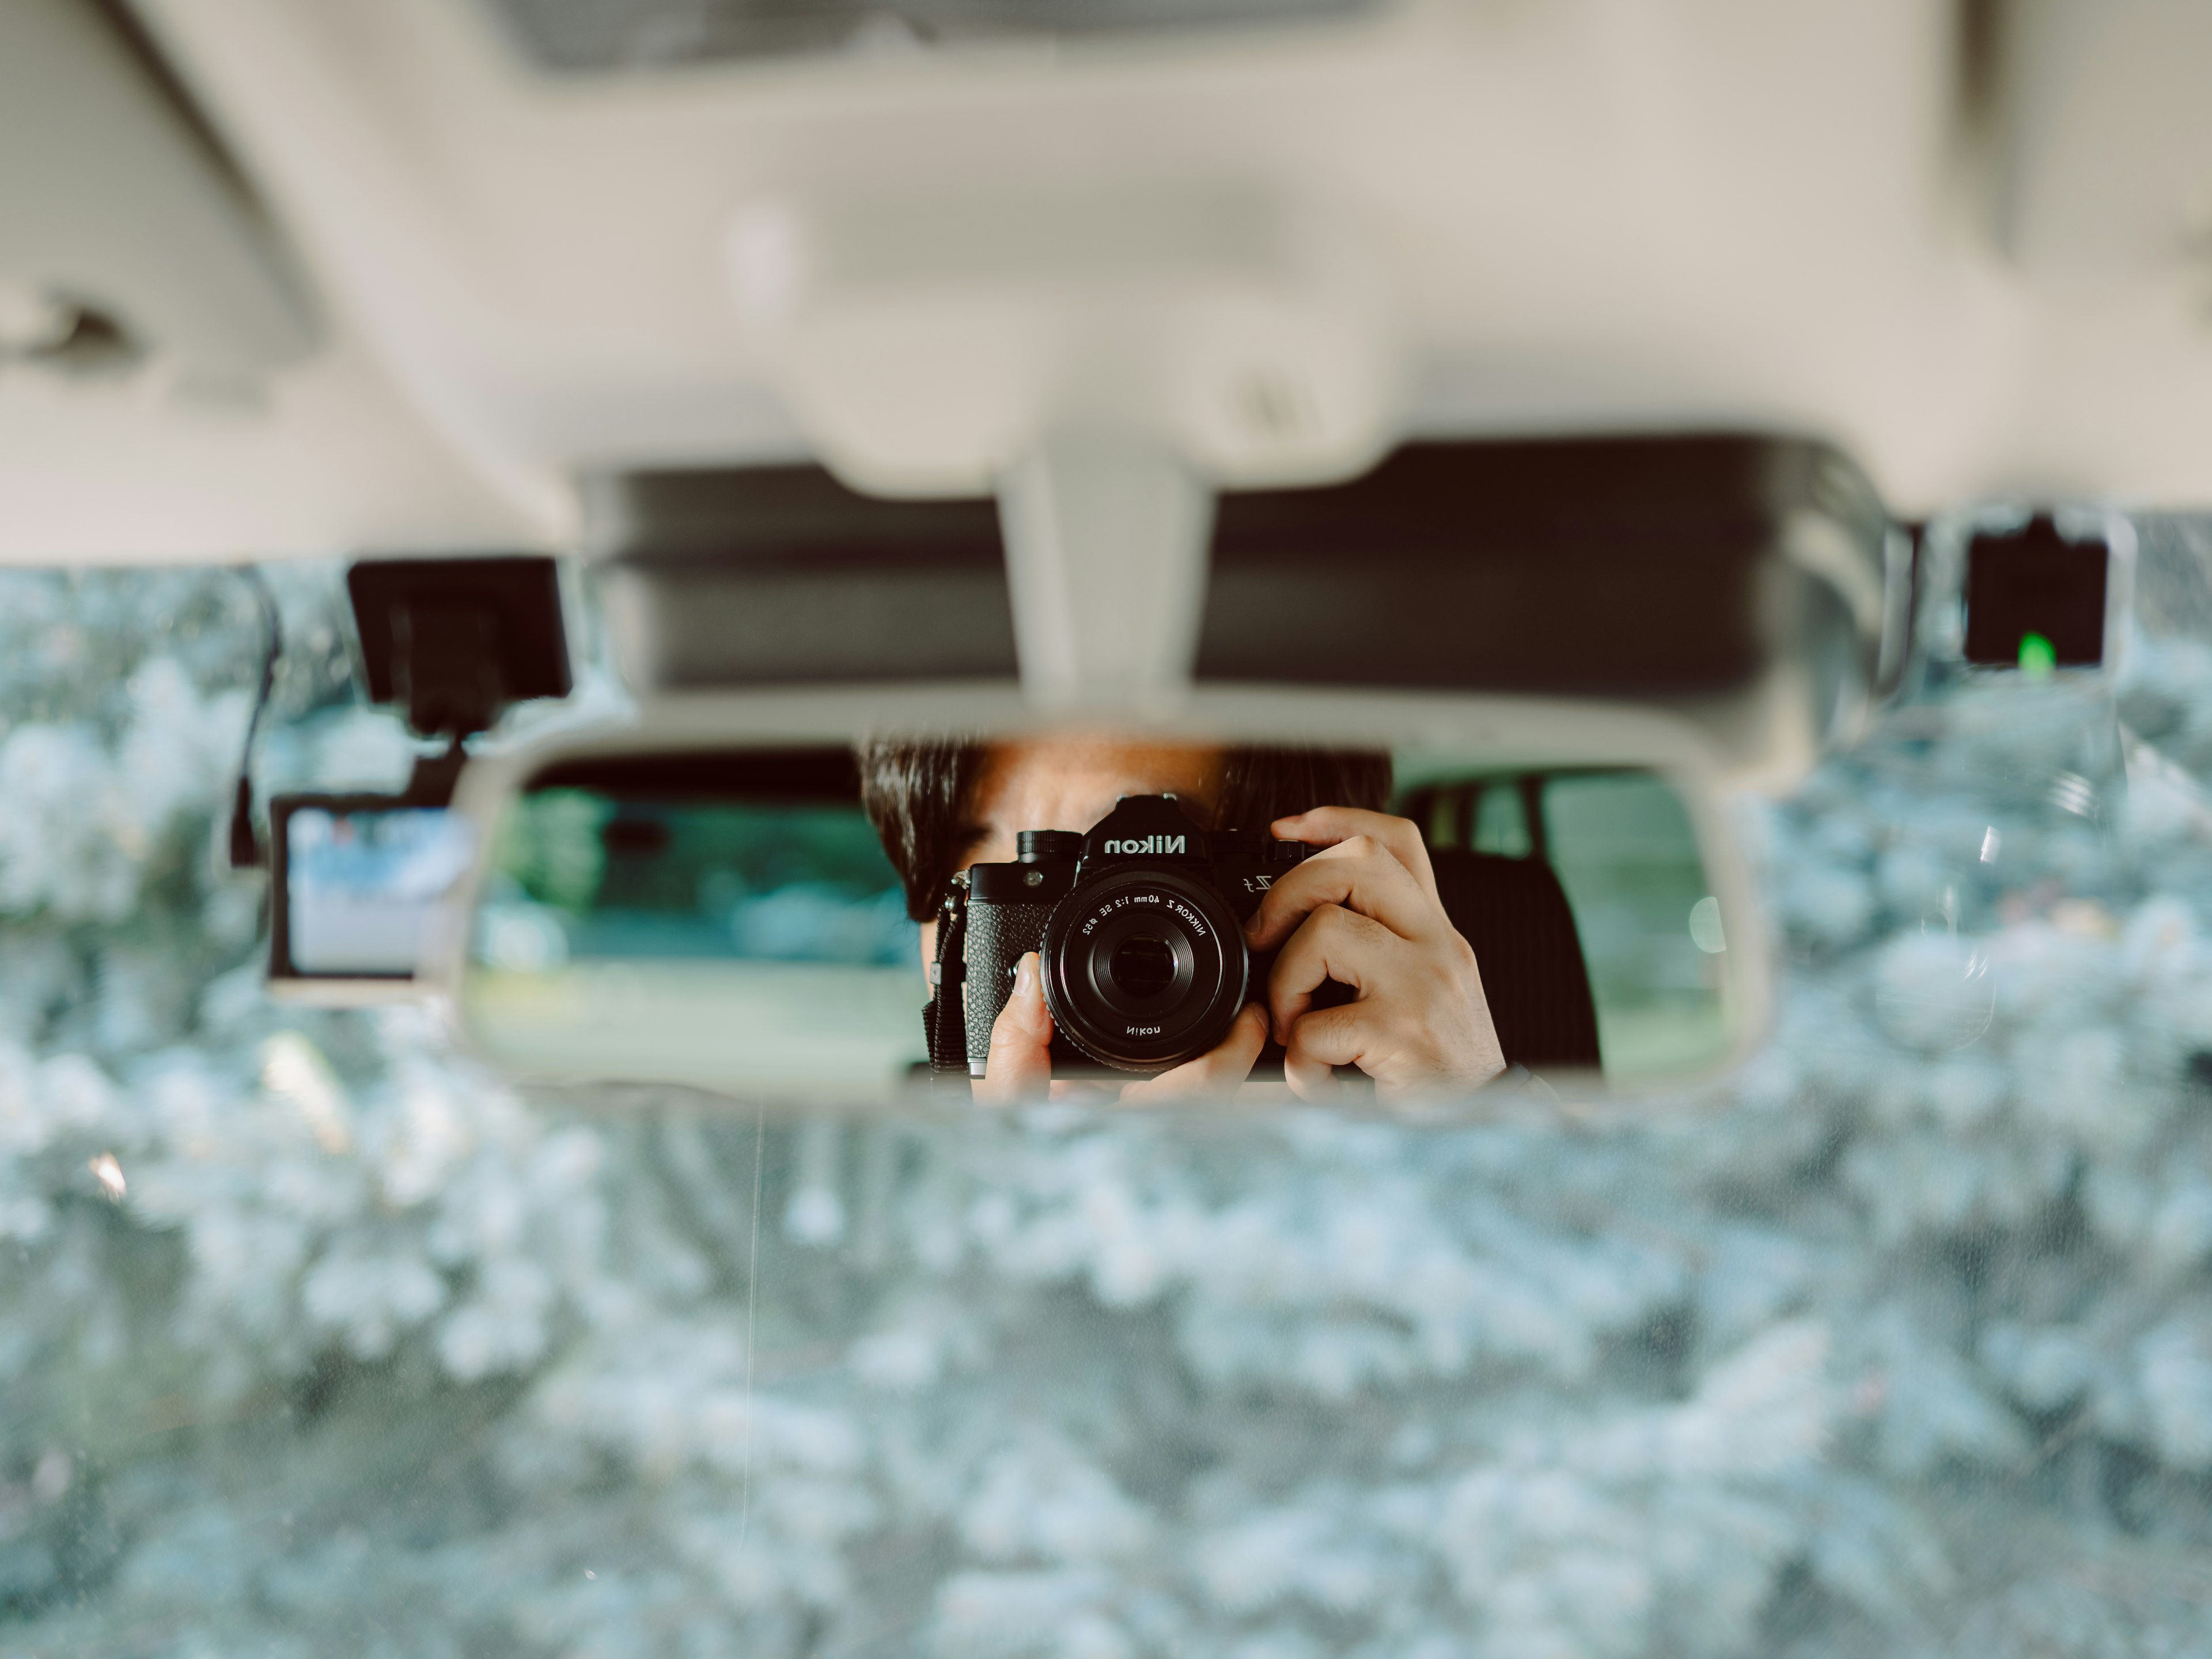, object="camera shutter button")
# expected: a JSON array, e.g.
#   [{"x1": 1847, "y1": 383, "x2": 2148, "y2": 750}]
[{"x1": 1018, "y1": 830, "x2": 1084, "y2": 862}]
